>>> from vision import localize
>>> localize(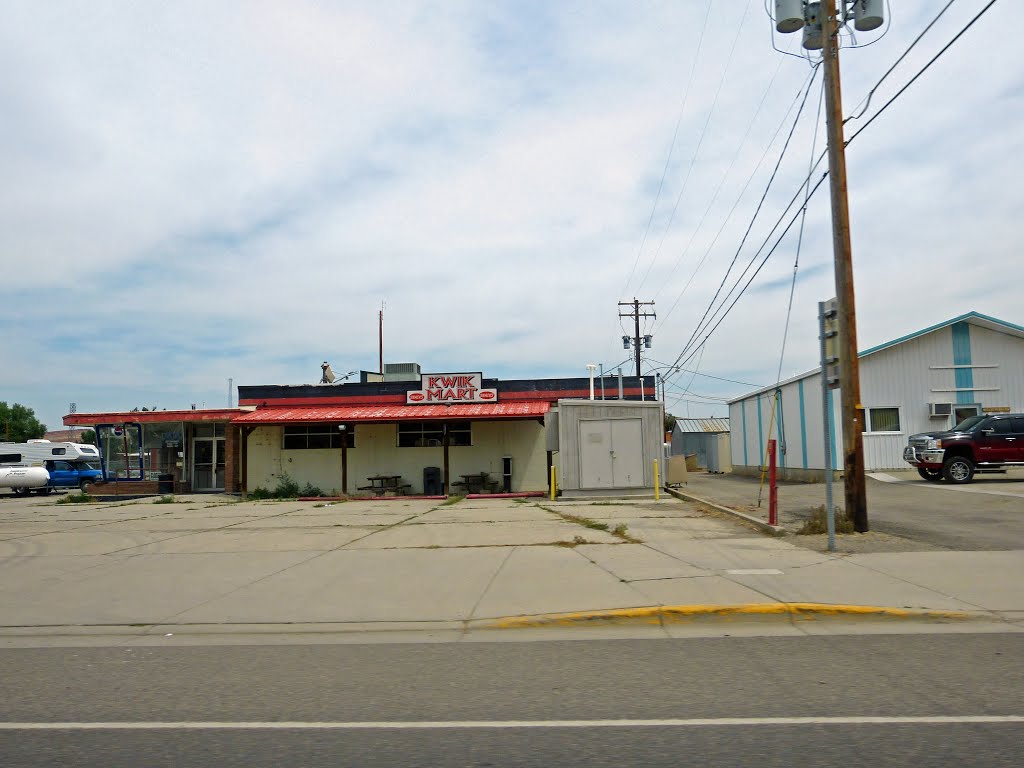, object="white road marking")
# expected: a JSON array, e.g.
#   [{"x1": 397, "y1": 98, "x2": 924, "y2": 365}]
[{"x1": 1, "y1": 716, "x2": 1022, "y2": 730}]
